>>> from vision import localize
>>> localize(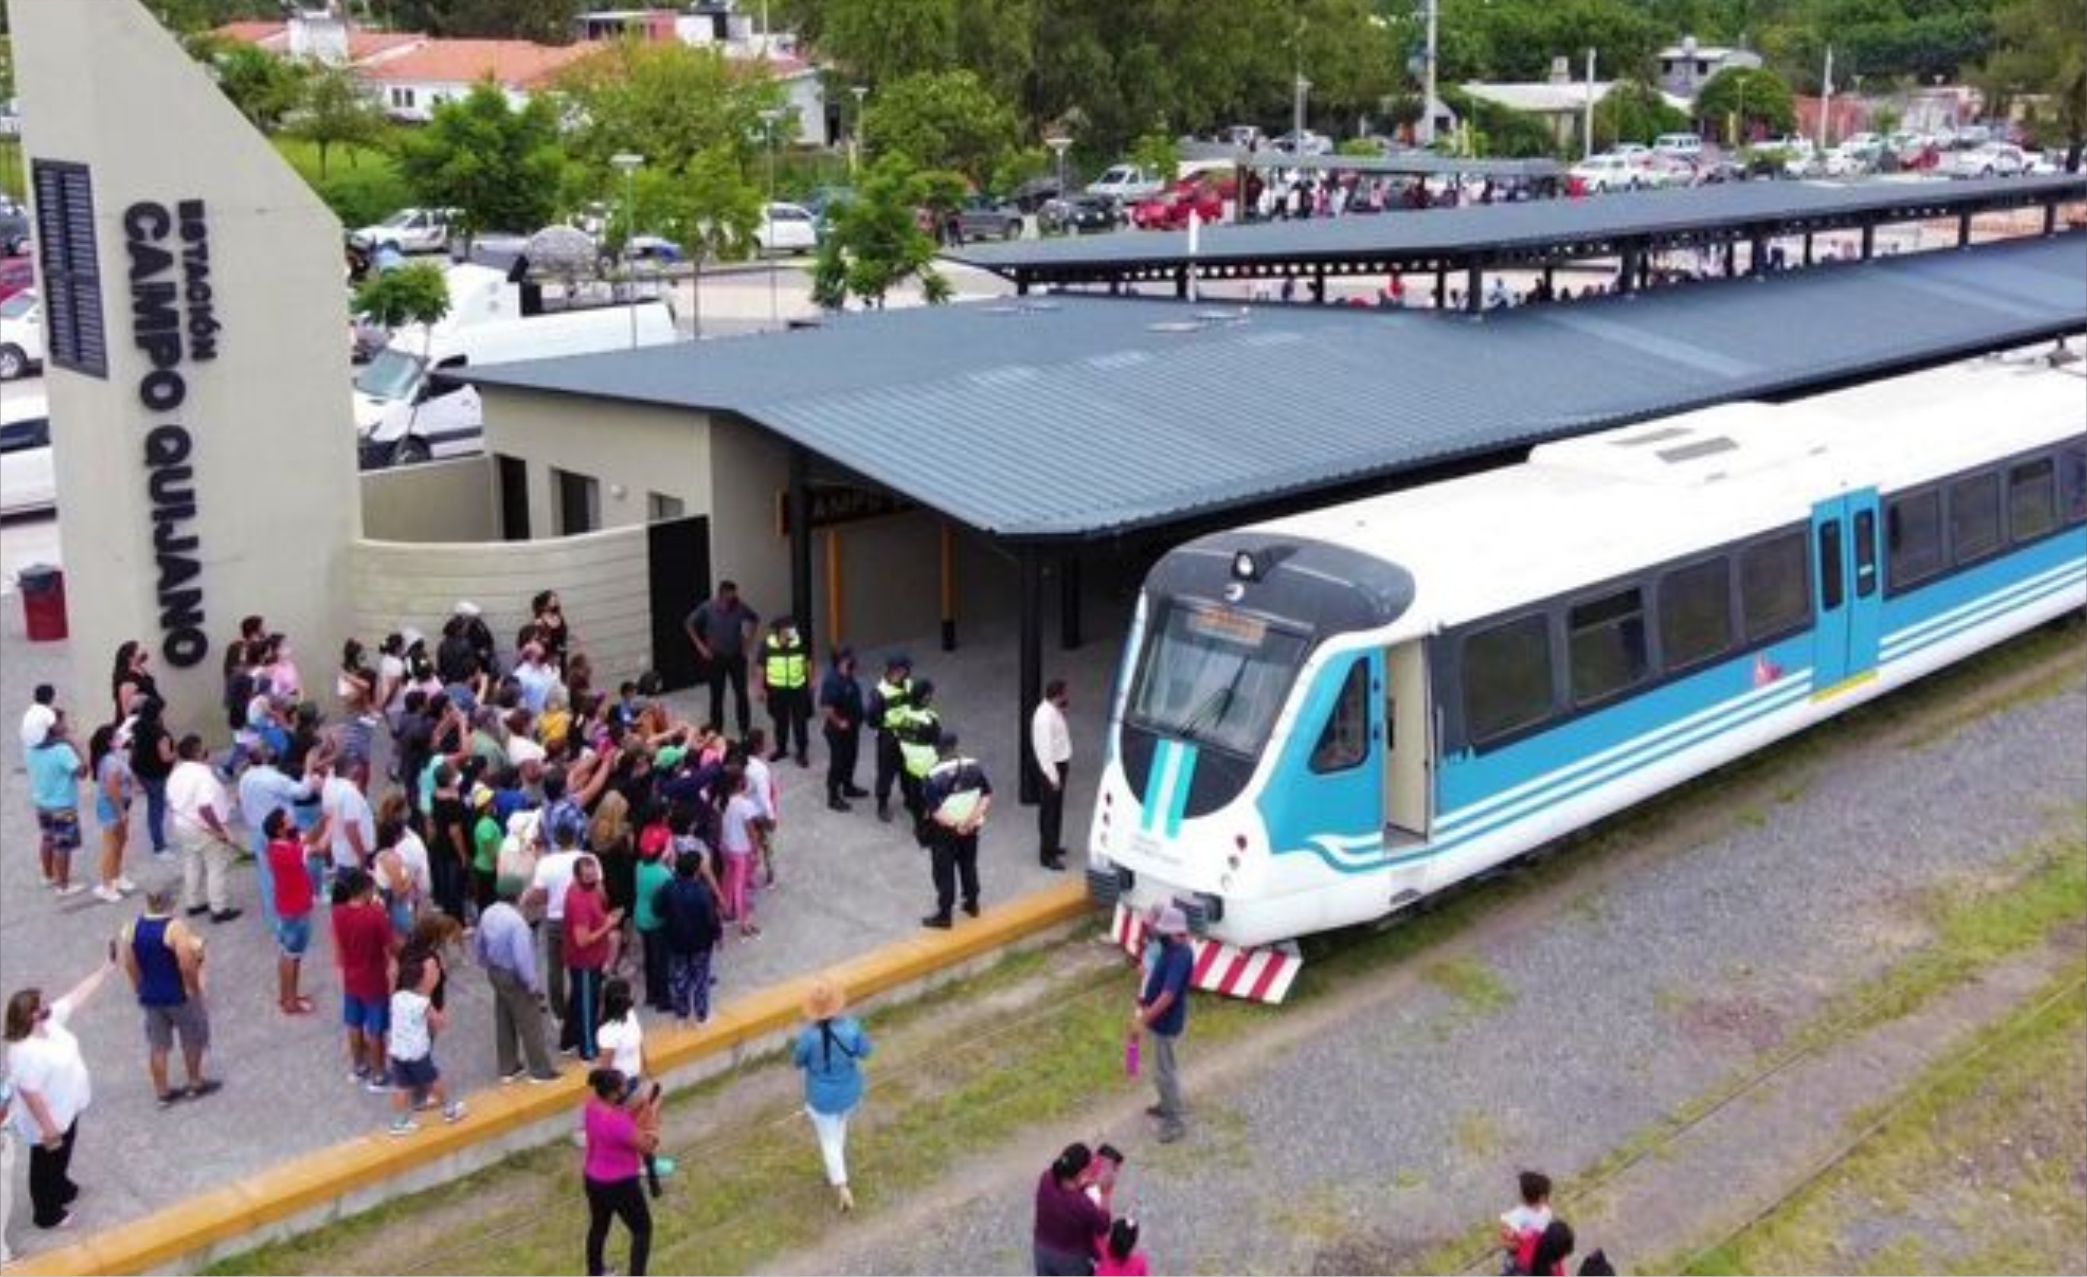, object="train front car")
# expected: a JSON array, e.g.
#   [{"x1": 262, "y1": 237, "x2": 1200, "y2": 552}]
[{"x1": 1088, "y1": 530, "x2": 1419, "y2": 1003}]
